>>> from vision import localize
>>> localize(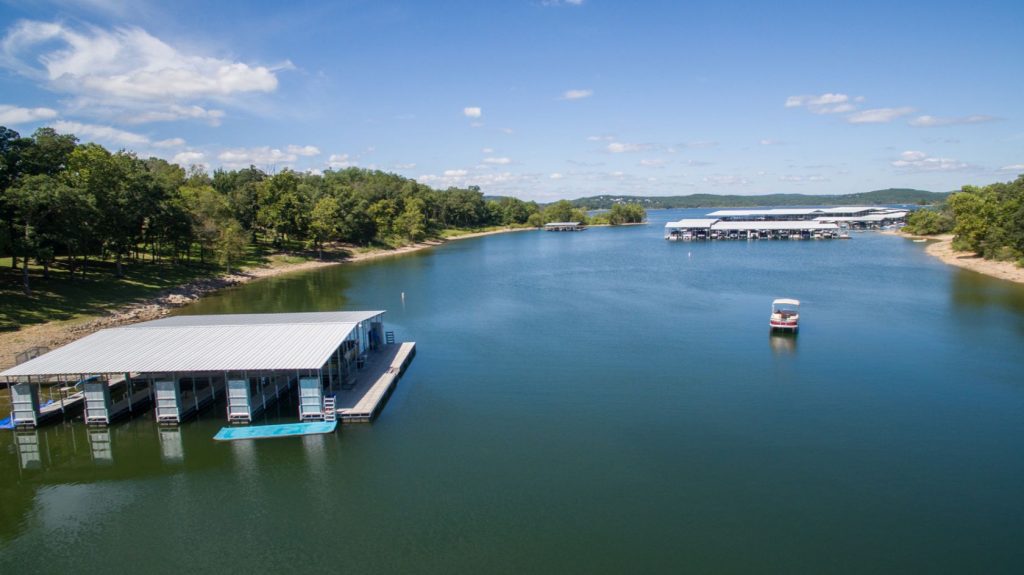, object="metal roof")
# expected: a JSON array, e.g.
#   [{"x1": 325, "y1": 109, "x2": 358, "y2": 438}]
[
  {"x1": 664, "y1": 219, "x2": 720, "y2": 228},
  {"x1": 142, "y1": 310, "x2": 384, "y2": 327},
  {"x1": 706, "y1": 206, "x2": 896, "y2": 218},
  {"x1": 545, "y1": 221, "x2": 582, "y2": 226},
  {"x1": 1, "y1": 311, "x2": 385, "y2": 377},
  {"x1": 814, "y1": 212, "x2": 908, "y2": 222},
  {"x1": 711, "y1": 221, "x2": 839, "y2": 231}
]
